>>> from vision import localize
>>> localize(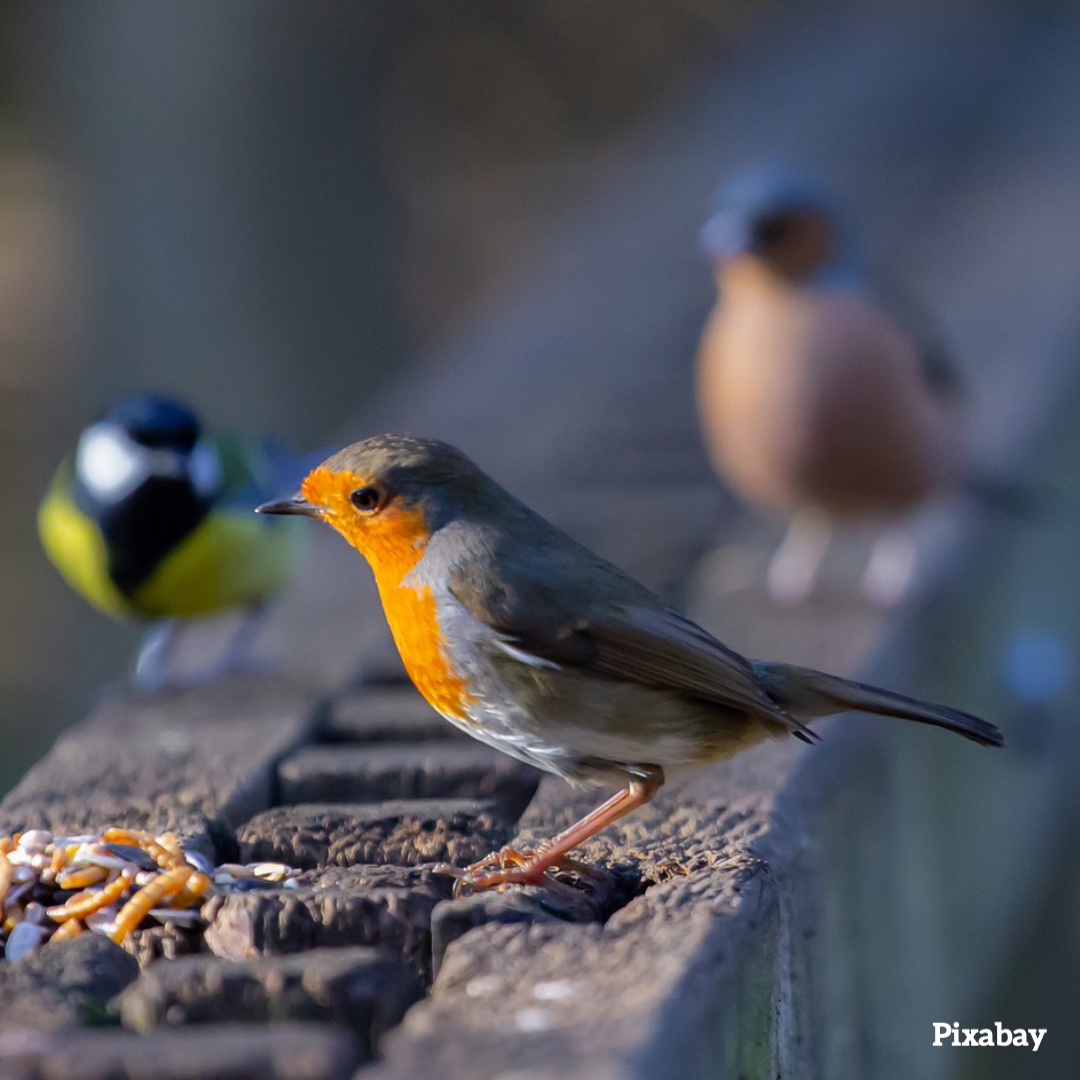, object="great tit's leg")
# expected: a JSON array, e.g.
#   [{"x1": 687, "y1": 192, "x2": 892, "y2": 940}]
[
  {"x1": 439, "y1": 767, "x2": 664, "y2": 894},
  {"x1": 136, "y1": 605, "x2": 272, "y2": 691},
  {"x1": 765, "y1": 509, "x2": 833, "y2": 605},
  {"x1": 189, "y1": 603, "x2": 273, "y2": 684},
  {"x1": 218, "y1": 602, "x2": 270, "y2": 673},
  {"x1": 861, "y1": 525, "x2": 917, "y2": 607},
  {"x1": 134, "y1": 620, "x2": 180, "y2": 691}
]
